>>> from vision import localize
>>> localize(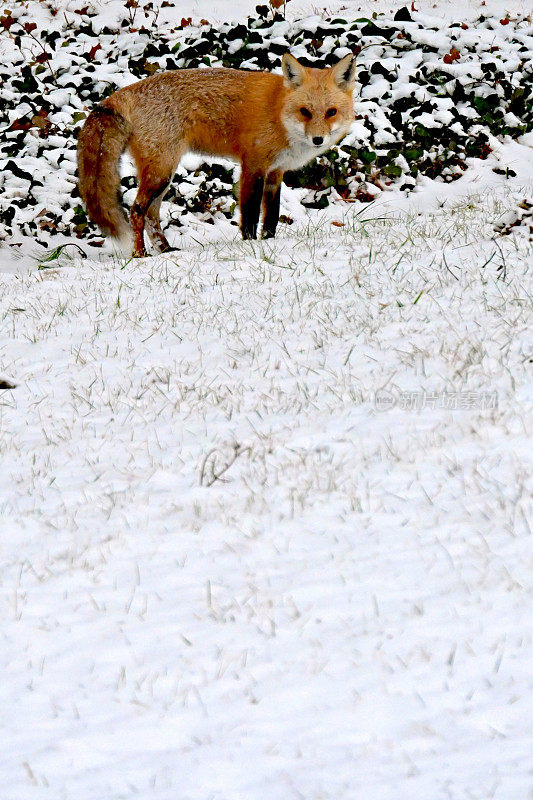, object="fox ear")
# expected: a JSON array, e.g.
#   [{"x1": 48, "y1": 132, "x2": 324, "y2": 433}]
[
  {"x1": 331, "y1": 53, "x2": 357, "y2": 90},
  {"x1": 282, "y1": 53, "x2": 306, "y2": 87}
]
